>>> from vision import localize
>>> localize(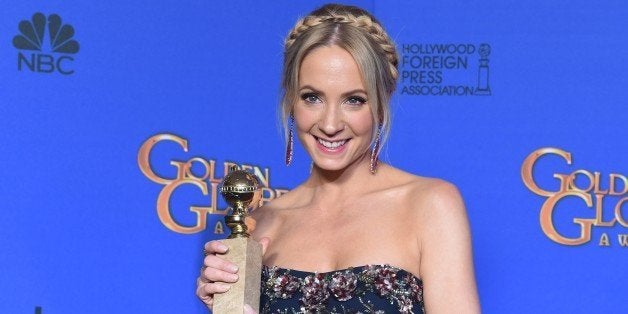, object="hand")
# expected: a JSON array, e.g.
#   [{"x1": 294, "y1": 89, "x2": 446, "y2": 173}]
[
  {"x1": 196, "y1": 240, "x2": 236, "y2": 309},
  {"x1": 196, "y1": 238, "x2": 270, "y2": 310}
]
